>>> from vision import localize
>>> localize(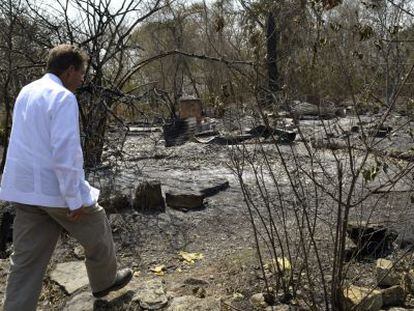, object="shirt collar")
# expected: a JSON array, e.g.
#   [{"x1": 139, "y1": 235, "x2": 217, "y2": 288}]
[{"x1": 44, "y1": 73, "x2": 63, "y2": 86}]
